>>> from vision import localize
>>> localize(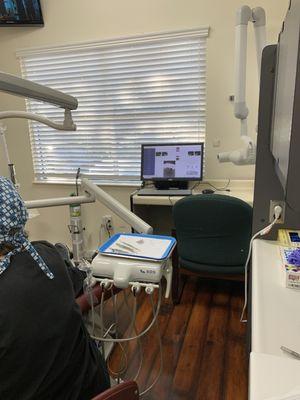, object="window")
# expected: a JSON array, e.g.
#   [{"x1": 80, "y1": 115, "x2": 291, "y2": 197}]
[{"x1": 18, "y1": 28, "x2": 209, "y2": 184}]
